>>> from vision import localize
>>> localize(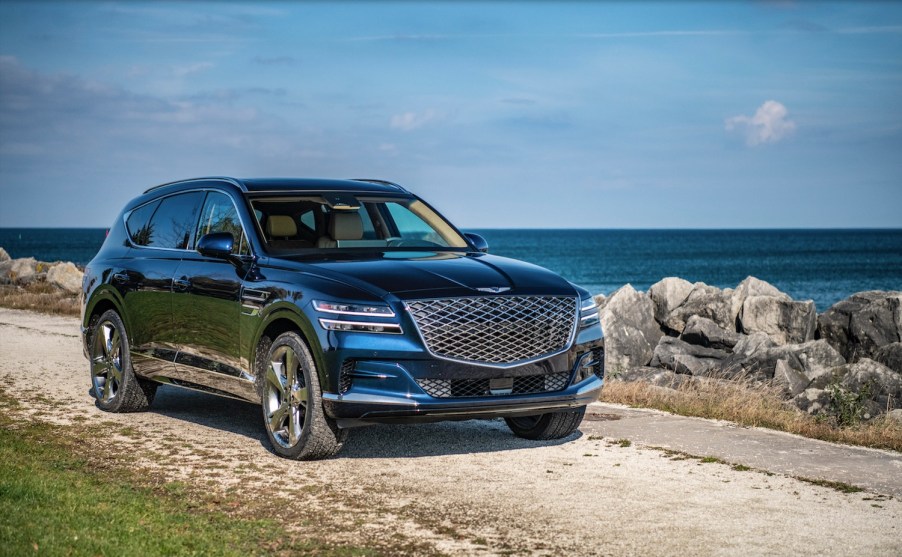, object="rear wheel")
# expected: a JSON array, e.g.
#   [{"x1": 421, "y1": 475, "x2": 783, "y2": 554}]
[
  {"x1": 504, "y1": 407, "x2": 586, "y2": 440},
  {"x1": 260, "y1": 332, "x2": 348, "y2": 460},
  {"x1": 89, "y1": 310, "x2": 157, "y2": 412}
]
